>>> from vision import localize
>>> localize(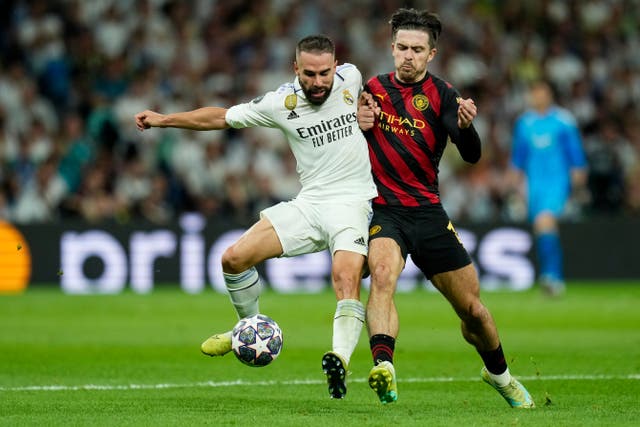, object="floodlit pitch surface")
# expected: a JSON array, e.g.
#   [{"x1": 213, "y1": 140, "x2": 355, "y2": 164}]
[{"x1": 1, "y1": 283, "x2": 639, "y2": 426}]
